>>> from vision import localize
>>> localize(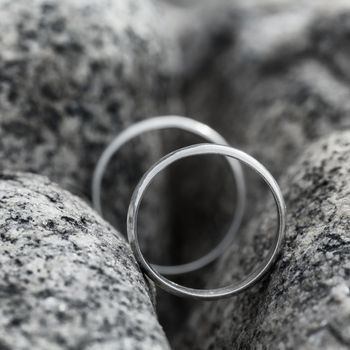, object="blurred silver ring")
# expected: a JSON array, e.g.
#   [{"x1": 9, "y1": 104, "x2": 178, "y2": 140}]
[
  {"x1": 127, "y1": 143, "x2": 286, "y2": 300},
  {"x1": 92, "y1": 116, "x2": 246, "y2": 275}
]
